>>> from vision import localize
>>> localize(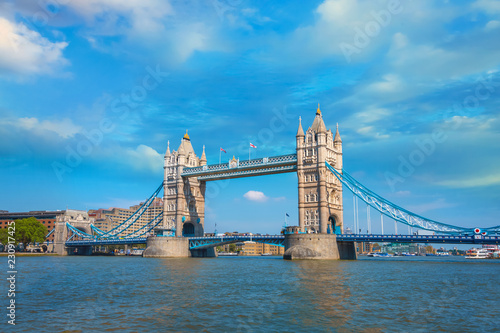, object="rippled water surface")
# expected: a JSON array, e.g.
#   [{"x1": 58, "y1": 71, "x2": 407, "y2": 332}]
[{"x1": 8, "y1": 256, "x2": 500, "y2": 332}]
